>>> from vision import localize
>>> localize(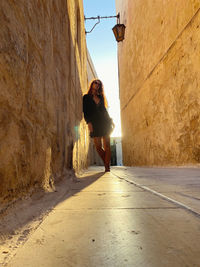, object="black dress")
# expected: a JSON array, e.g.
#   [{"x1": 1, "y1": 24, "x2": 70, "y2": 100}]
[{"x1": 83, "y1": 94, "x2": 112, "y2": 137}]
